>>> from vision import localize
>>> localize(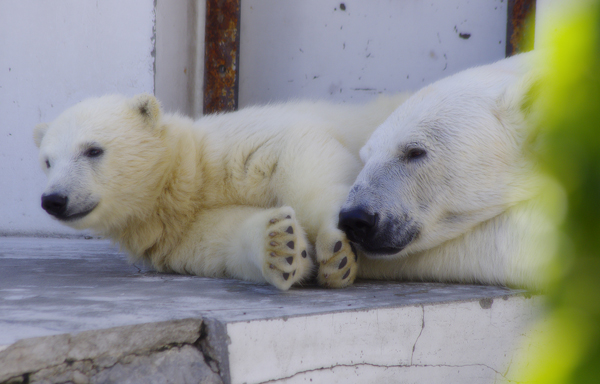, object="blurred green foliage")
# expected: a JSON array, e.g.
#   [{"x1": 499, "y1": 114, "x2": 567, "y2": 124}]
[{"x1": 528, "y1": 0, "x2": 600, "y2": 382}]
